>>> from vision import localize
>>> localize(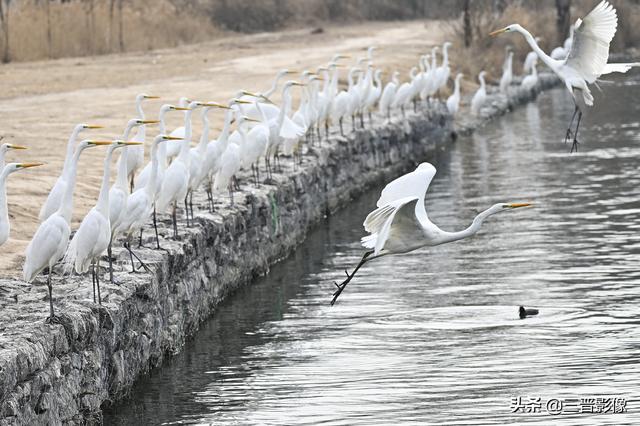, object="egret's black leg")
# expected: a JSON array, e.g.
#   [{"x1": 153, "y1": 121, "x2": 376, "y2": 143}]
[
  {"x1": 359, "y1": 113, "x2": 364, "y2": 128},
  {"x1": 125, "y1": 239, "x2": 151, "y2": 273},
  {"x1": 184, "y1": 196, "x2": 190, "y2": 227},
  {"x1": 95, "y1": 260, "x2": 102, "y2": 305},
  {"x1": 571, "y1": 110, "x2": 583, "y2": 153},
  {"x1": 229, "y1": 184, "x2": 234, "y2": 206},
  {"x1": 330, "y1": 250, "x2": 374, "y2": 306},
  {"x1": 565, "y1": 105, "x2": 579, "y2": 144},
  {"x1": 44, "y1": 274, "x2": 59, "y2": 324},
  {"x1": 172, "y1": 204, "x2": 178, "y2": 237},
  {"x1": 125, "y1": 240, "x2": 137, "y2": 272},
  {"x1": 138, "y1": 227, "x2": 144, "y2": 248},
  {"x1": 339, "y1": 118, "x2": 344, "y2": 136},
  {"x1": 108, "y1": 240, "x2": 115, "y2": 283},
  {"x1": 92, "y1": 262, "x2": 96, "y2": 303},
  {"x1": 153, "y1": 206, "x2": 161, "y2": 249}
]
